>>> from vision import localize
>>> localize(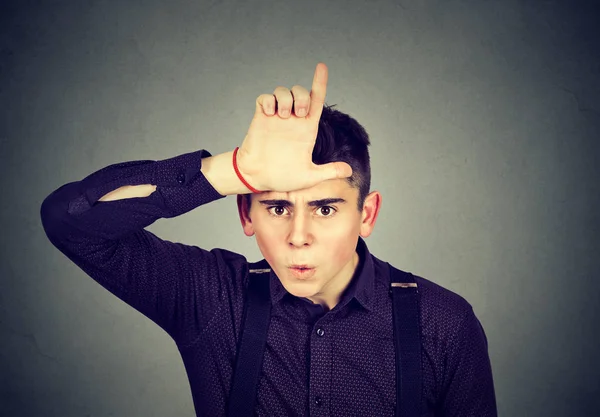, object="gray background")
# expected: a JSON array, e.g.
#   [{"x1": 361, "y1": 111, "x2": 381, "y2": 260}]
[{"x1": 1, "y1": 0, "x2": 599, "y2": 416}]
